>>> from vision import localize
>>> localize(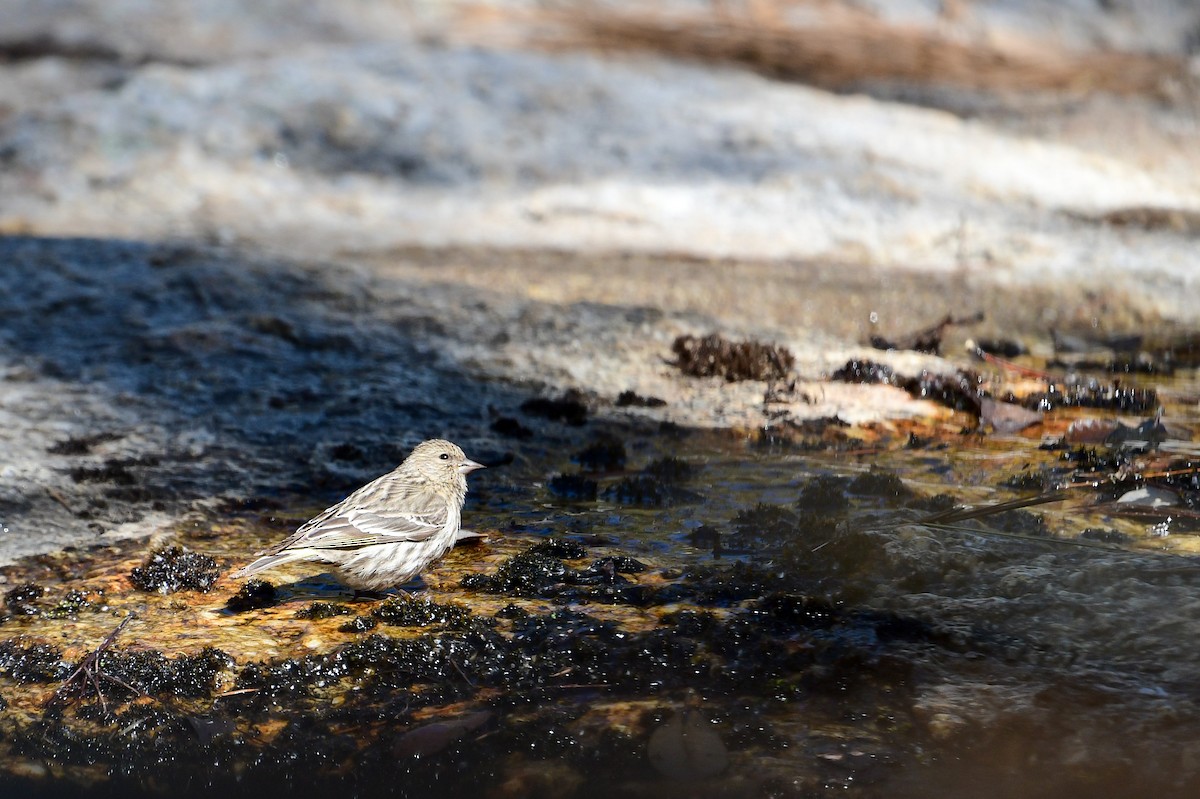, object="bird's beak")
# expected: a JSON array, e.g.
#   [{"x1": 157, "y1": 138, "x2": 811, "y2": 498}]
[{"x1": 459, "y1": 458, "x2": 486, "y2": 474}]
